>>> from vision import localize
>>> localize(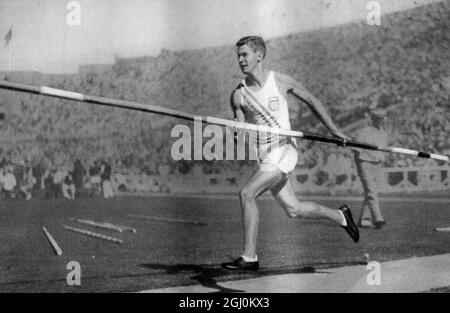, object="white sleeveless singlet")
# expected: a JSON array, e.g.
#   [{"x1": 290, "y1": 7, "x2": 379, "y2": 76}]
[{"x1": 239, "y1": 71, "x2": 298, "y2": 173}]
